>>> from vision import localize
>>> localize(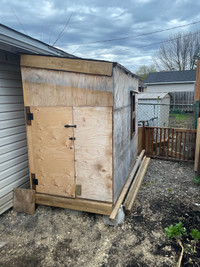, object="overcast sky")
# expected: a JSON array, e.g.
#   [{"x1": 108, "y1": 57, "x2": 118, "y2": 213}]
[{"x1": 1, "y1": 0, "x2": 200, "y2": 73}]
